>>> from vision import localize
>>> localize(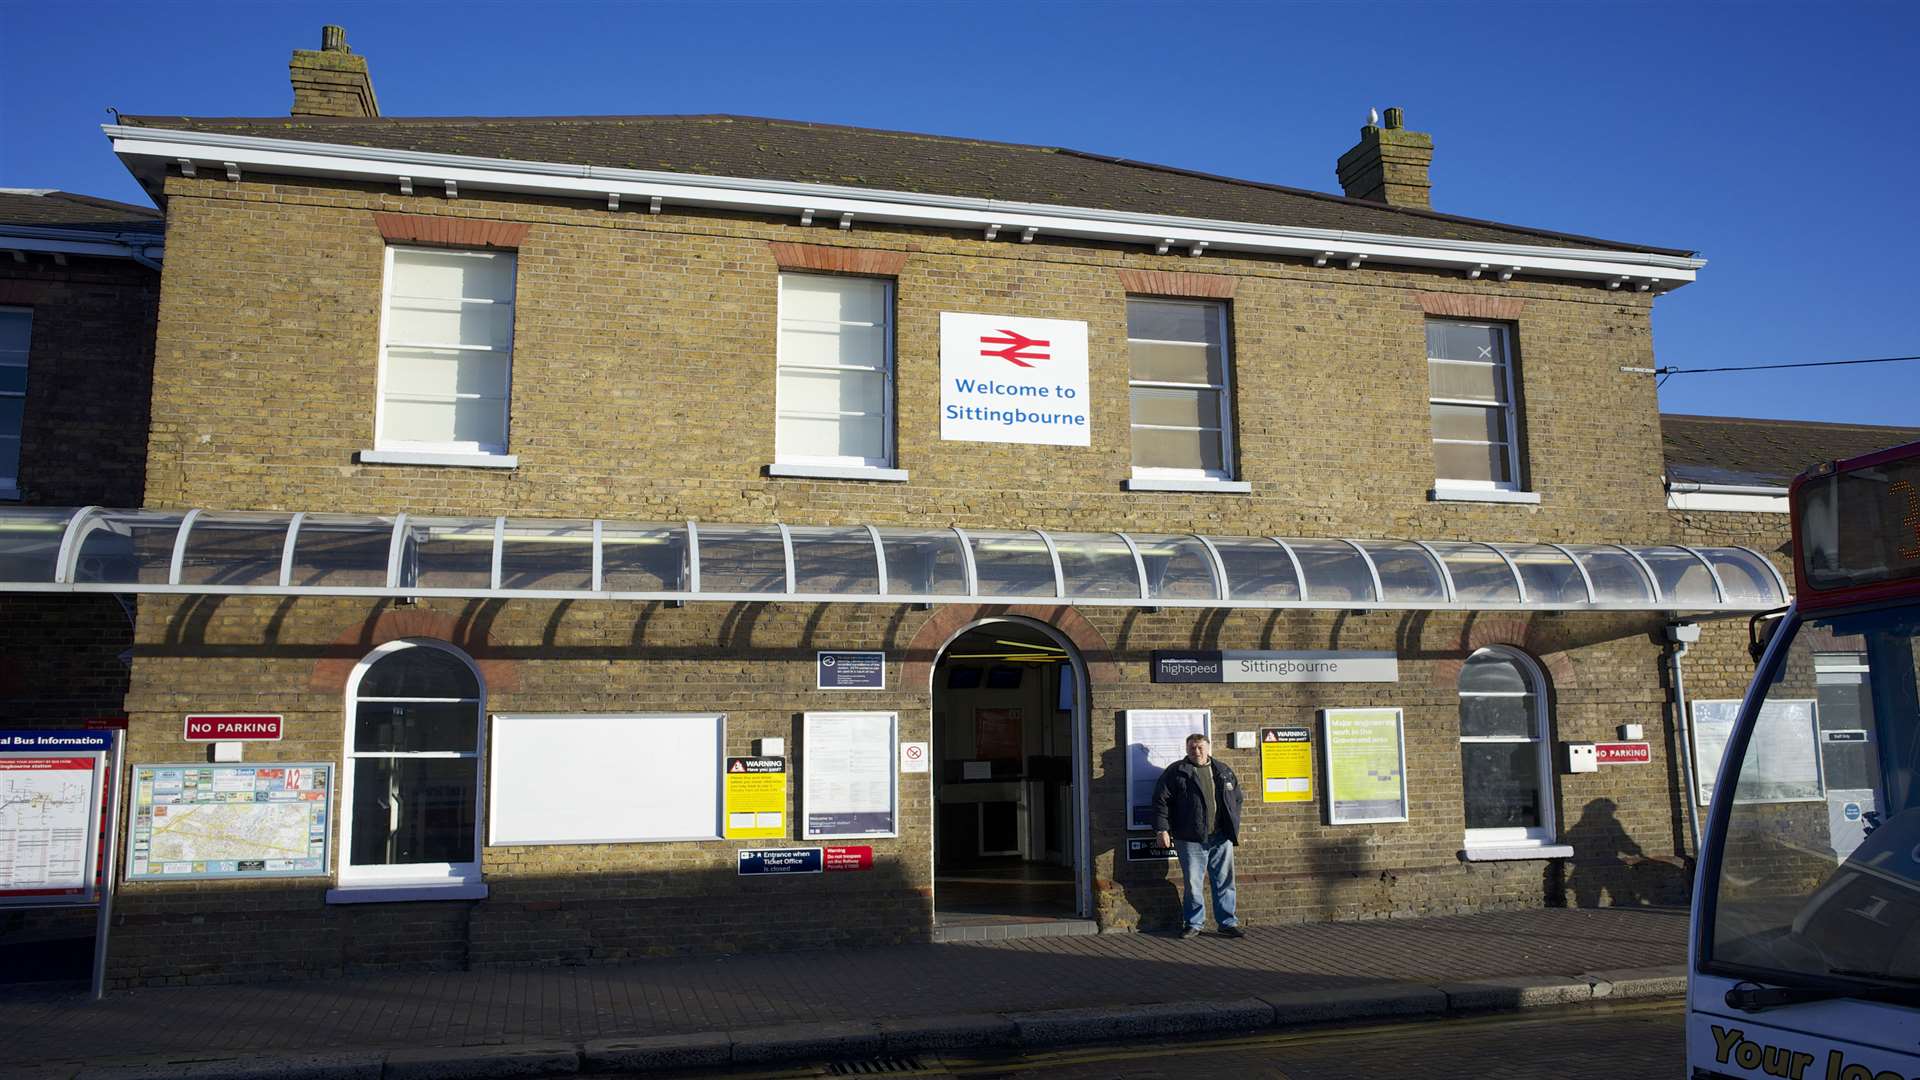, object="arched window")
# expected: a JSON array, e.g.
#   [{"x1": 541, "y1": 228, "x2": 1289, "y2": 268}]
[
  {"x1": 339, "y1": 639, "x2": 484, "y2": 888},
  {"x1": 1458, "y1": 647, "x2": 1556, "y2": 849}
]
